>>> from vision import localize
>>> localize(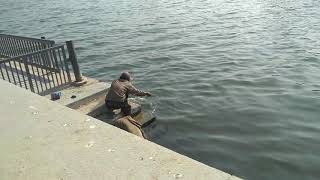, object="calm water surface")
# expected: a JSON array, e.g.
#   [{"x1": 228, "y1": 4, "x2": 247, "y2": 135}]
[{"x1": 1, "y1": 0, "x2": 320, "y2": 179}]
